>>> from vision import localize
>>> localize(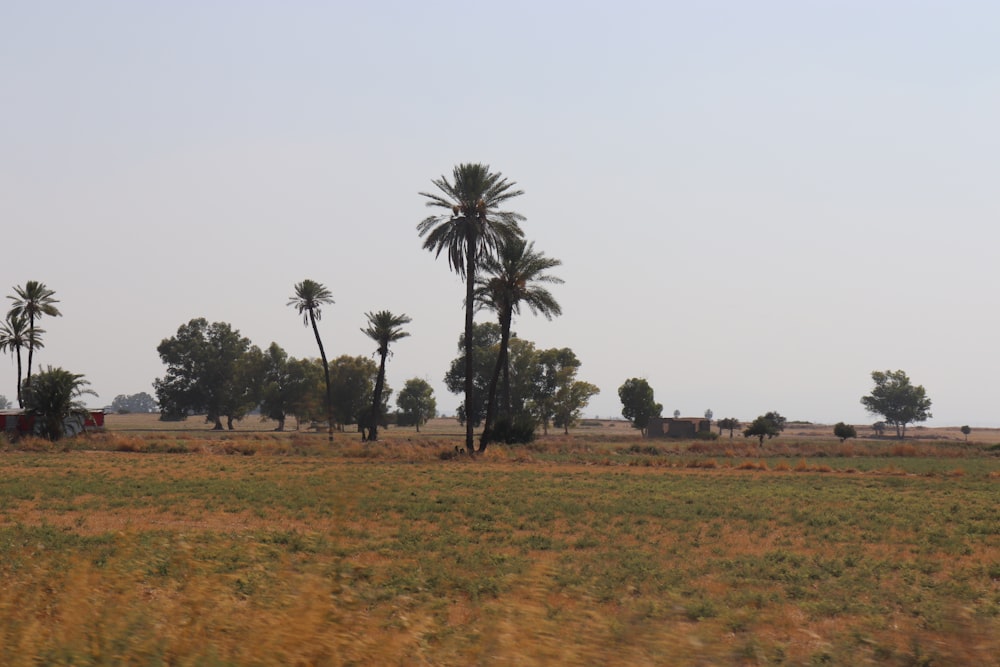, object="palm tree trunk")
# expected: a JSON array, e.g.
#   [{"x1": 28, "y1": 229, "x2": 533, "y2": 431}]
[
  {"x1": 464, "y1": 236, "x2": 476, "y2": 454},
  {"x1": 370, "y1": 350, "x2": 387, "y2": 441},
  {"x1": 309, "y1": 310, "x2": 334, "y2": 443},
  {"x1": 481, "y1": 308, "x2": 512, "y2": 448},
  {"x1": 15, "y1": 348, "x2": 23, "y2": 408},
  {"x1": 26, "y1": 313, "x2": 35, "y2": 383}
]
